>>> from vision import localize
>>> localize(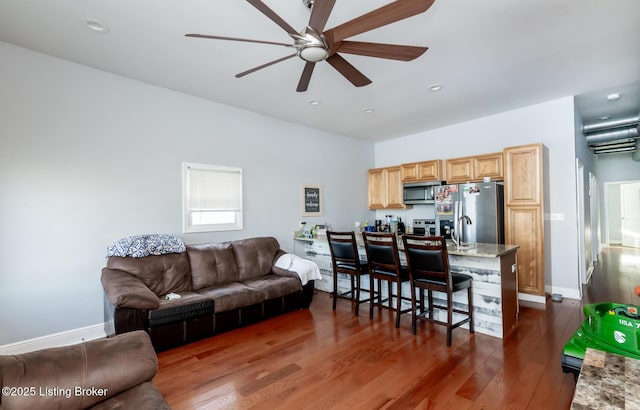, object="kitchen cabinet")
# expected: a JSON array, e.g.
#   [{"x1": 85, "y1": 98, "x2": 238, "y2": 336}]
[
  {"x1": 400, "y1": 160, "x2": 443, "y2": 182},
  {"x1": 445, "y1": 152, "x2": 504, "y2": 183},
  {"x1": 368, "y1": 166, "x2": 406, "y2": 209},
  {"x1": 368, "y1": 168, "x2": 386, "y2": 209},
  {"x1": 474, "y1": 152, "x2": 504, "y2": 181},
  {"x1": 504, "y1": 143, "x2": 545, "y2": 297},
  {"x1": 445, "y1": 156, "x2": 474, "y2": 183}
]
